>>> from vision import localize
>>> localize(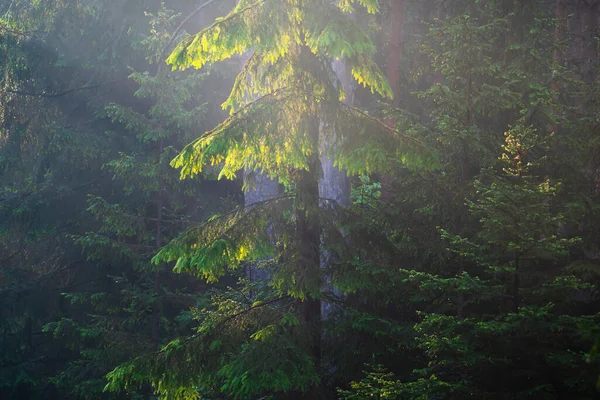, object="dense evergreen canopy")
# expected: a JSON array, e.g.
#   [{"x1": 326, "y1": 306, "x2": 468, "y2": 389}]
[{"x1": 1, "y1": 0, "x2": 600, "y2": 399}]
